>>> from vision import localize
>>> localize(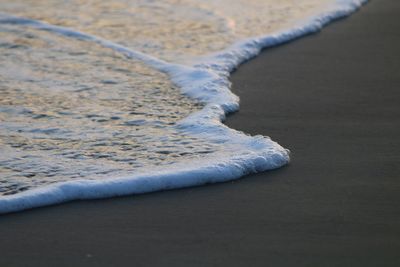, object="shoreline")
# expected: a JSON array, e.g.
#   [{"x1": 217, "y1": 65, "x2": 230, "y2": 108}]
[
  {"x1": 1, "y1": 0, "x2": 400, "y2": 266},
  {"x1": 0, "y1": 1, "x2": 368, "y2": 214}
]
